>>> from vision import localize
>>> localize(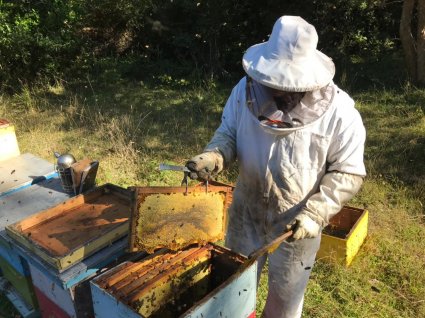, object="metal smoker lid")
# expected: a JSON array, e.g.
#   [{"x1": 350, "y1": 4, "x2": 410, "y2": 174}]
[{"x1": 129, "y1": 182, "x2": 234, "y2": 253}]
